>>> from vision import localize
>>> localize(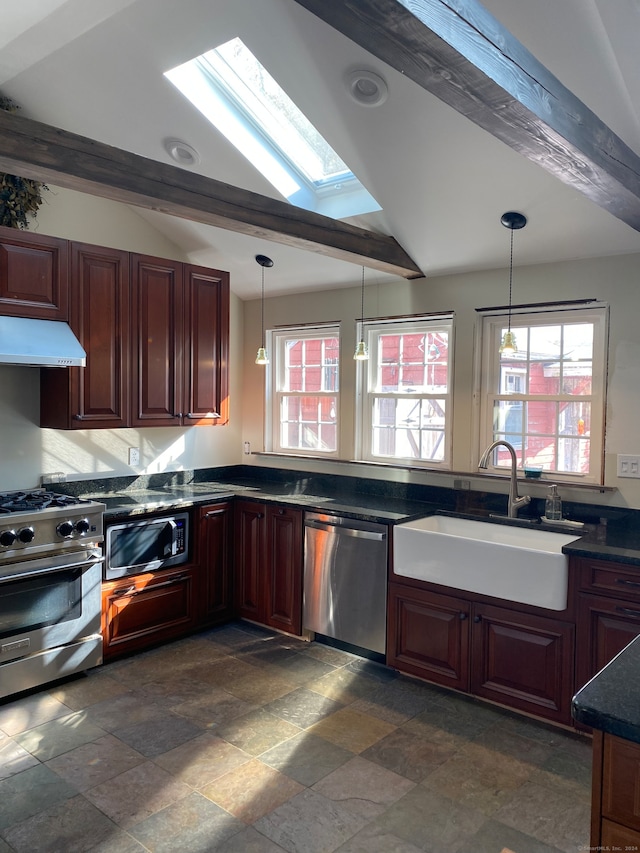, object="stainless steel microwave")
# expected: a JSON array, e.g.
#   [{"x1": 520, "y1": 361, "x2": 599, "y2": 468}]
[{"x1": 104, "y1": 512, "x2": 189, "y2": 579}]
